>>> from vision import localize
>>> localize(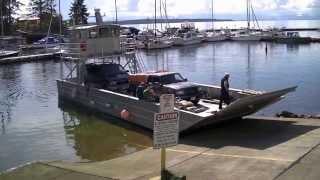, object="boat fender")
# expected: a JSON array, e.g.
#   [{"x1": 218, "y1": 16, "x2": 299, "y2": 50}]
[
  {"x1": 80, "y1": 41, "x2": 87, "y2": 52},
  {"x1": 121, "y1": 109, "x2": 130, "y2": 120}
]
